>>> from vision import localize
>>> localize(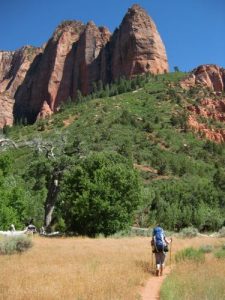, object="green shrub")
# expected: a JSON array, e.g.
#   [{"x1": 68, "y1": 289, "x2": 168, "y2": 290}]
[
  {"x1": 0, "y1": 235, "x2": 33, "y2": 255},
  {"x1": 175, "y1": 247, "x2": 205, "y2": 263},
  {"x1": 218, "y1": 227, "x2": 225, "y2": 237},
  {"x1": 214, "y1": 248, "x2": 225, "y2": 259},
  {"x1": 199, "y1": 244, "x2": 213, "y2": 253},
  {"x1": 180, "y1": 227, "x2": 199, "y2": 238},
  {"x1": 130, "y1": 227, "x2": 152, "y2": 237}
]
